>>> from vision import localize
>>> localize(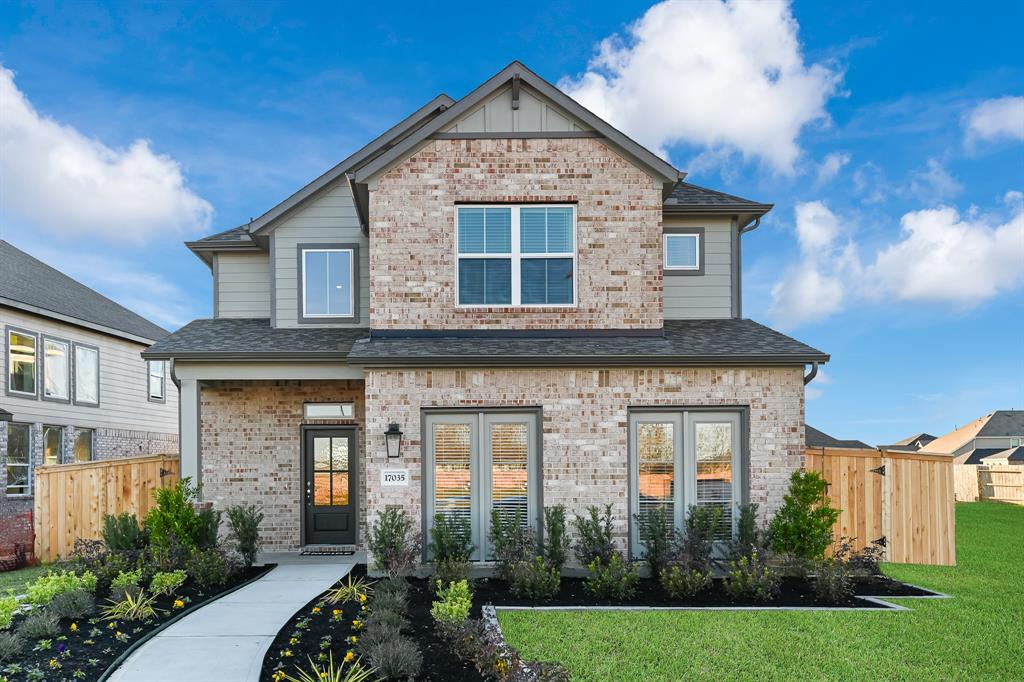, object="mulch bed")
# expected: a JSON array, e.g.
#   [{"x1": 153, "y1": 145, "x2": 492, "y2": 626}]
[{"x1": 3, "y1": 565, "x2": 270, "y2": 682}]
